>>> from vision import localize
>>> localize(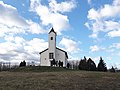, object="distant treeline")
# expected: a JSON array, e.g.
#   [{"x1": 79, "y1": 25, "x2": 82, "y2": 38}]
[
  {"x1": 0, "y1": 57, "x2": 117, "y2": 72},
  {"x1": 0, "y1": 61, "x2": 35, "y2": 71},
  {"x1": 67, "y1": 56, "x2": 116, "y2": 72}
]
